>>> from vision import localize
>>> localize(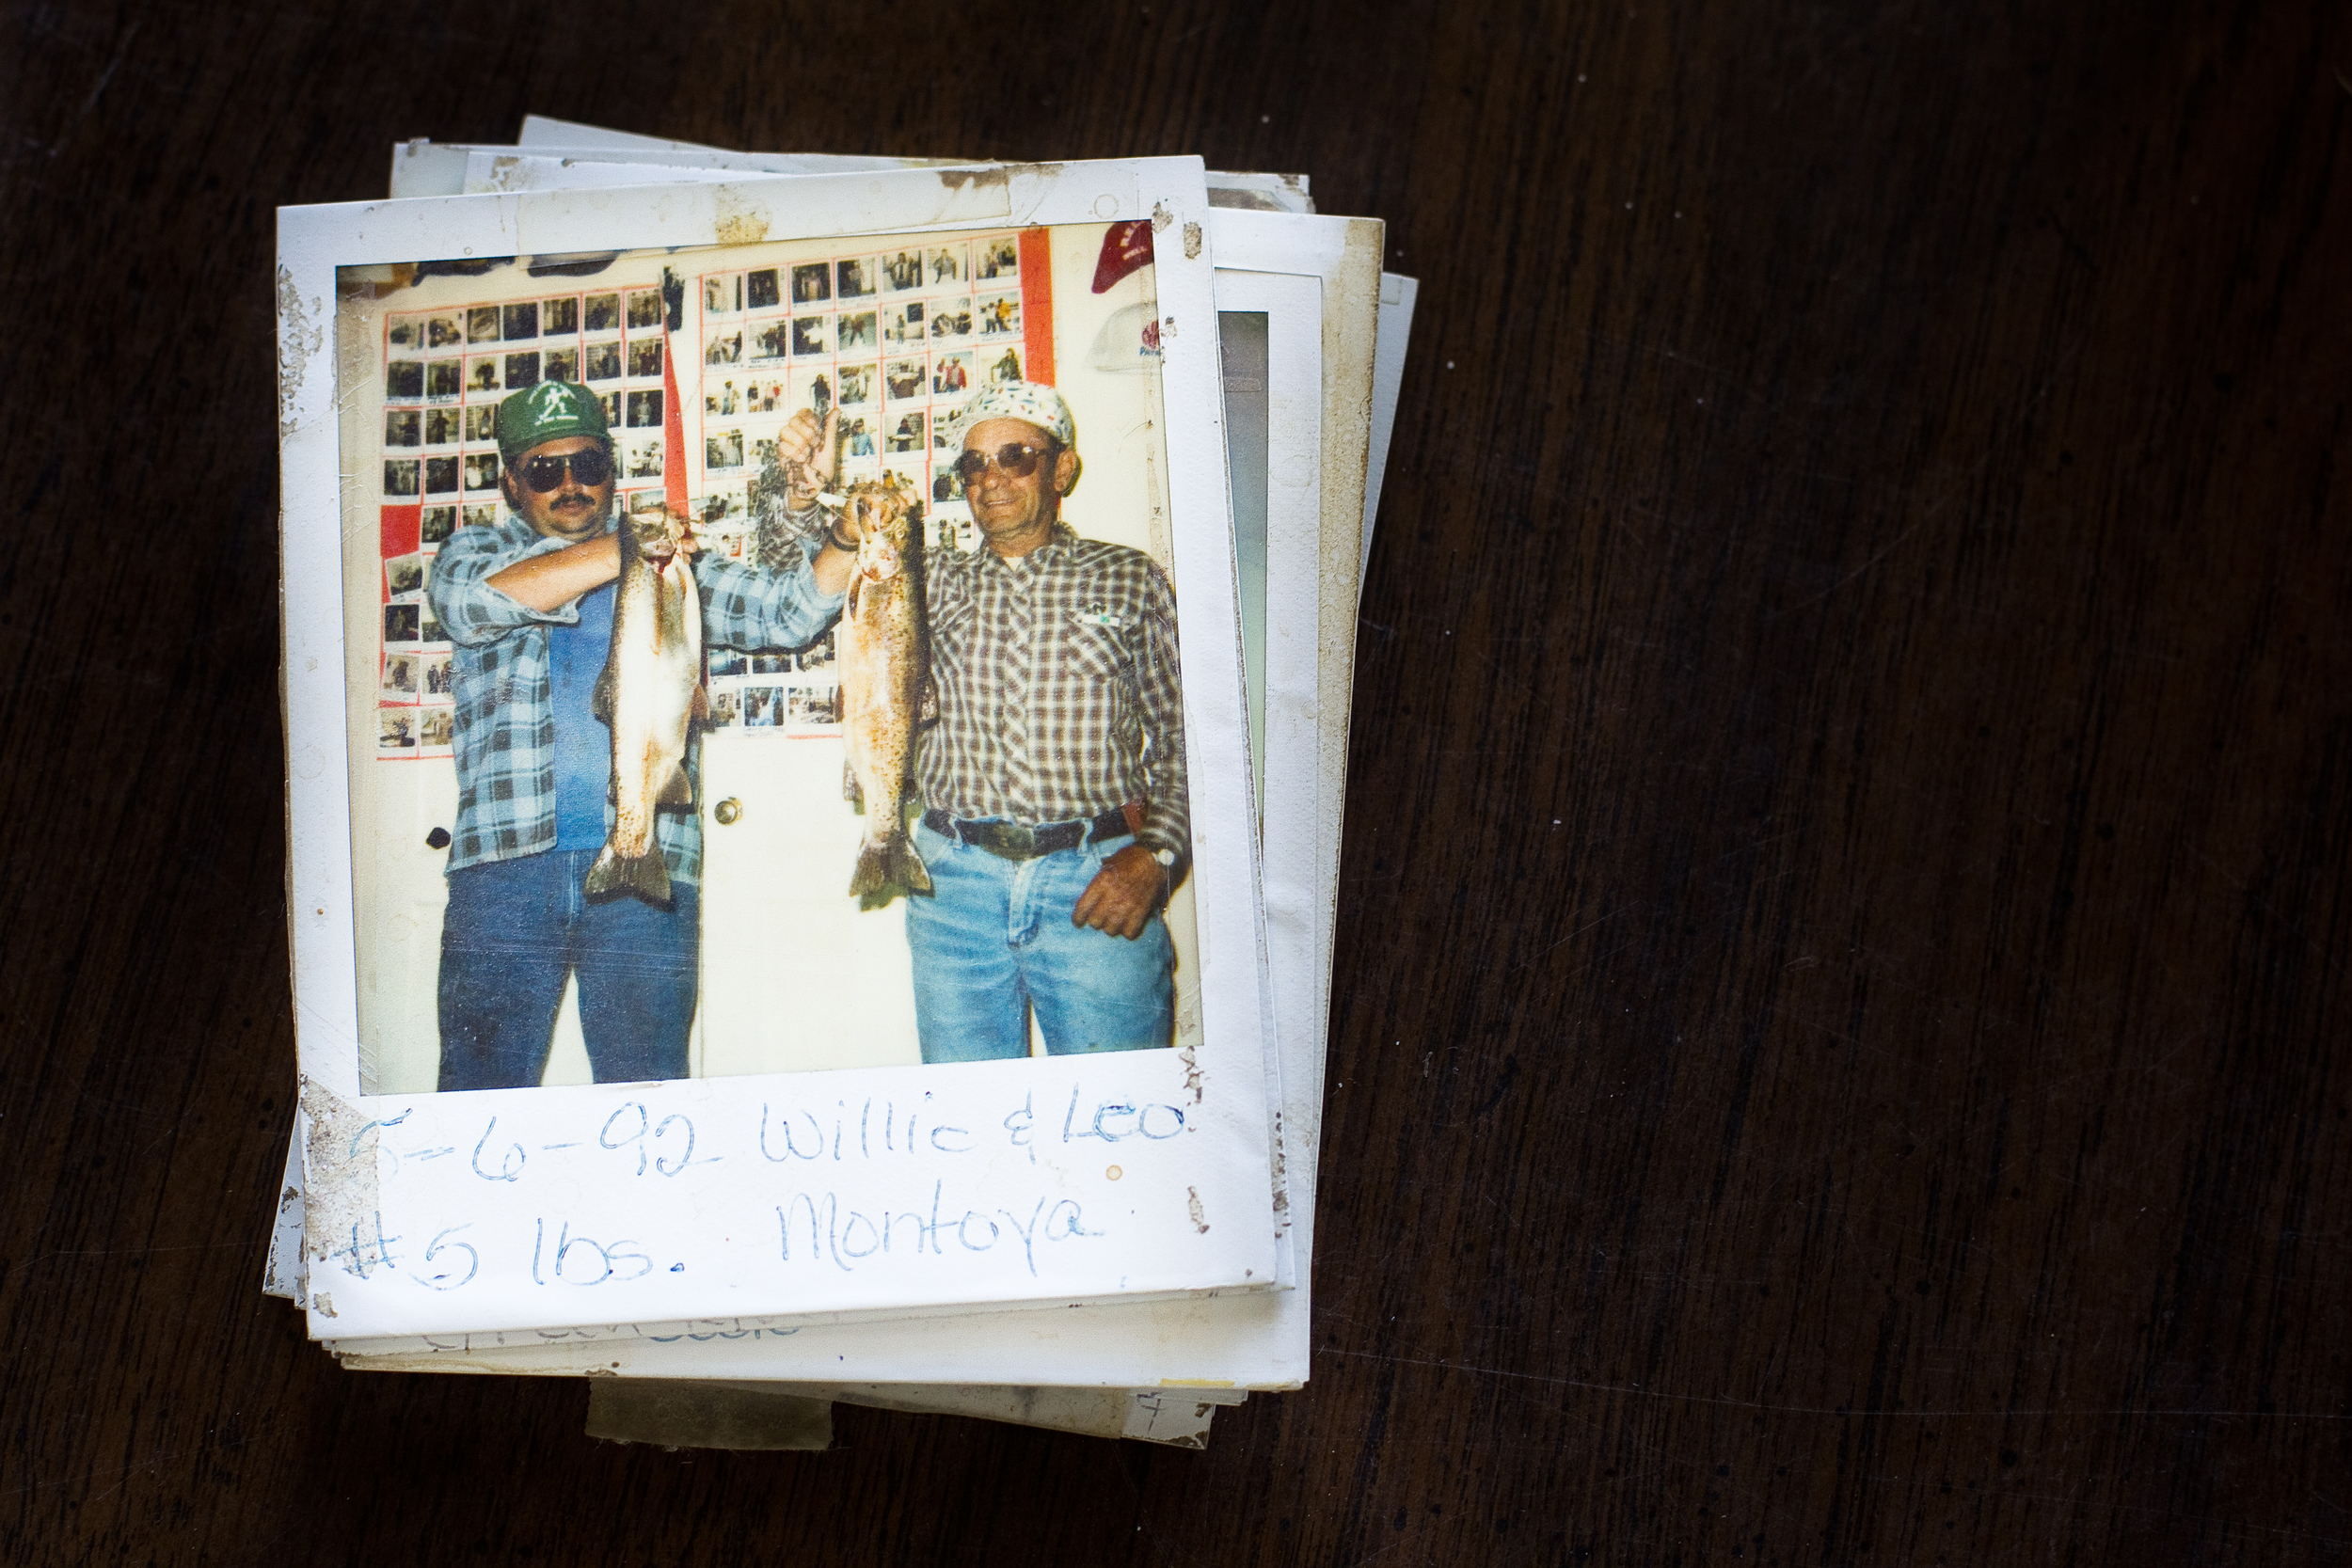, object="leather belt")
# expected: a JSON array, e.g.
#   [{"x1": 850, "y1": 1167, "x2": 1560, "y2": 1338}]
[{"x1": 923, "y1": 808, "x2": 1133, "y2": 861}]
